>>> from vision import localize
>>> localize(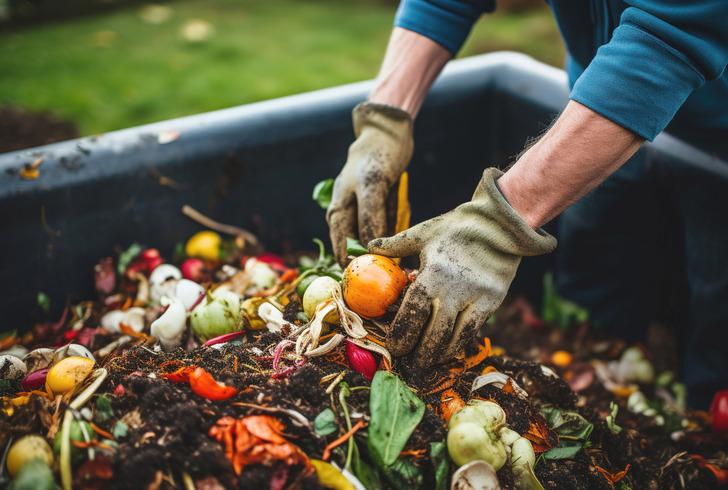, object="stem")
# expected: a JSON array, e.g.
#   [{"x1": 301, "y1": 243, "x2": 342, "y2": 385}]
[
  {"x1": 338, "y1": 385, "x2": 355, "y2": 471},
  {"x1": 60, "y1": 410, "x2": 73, "y2": 490}
]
